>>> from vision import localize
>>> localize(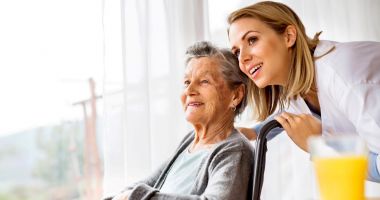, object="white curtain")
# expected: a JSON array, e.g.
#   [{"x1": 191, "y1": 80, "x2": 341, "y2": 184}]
[
  {"x1": 102, "y1": 0, "x2": 380, "y2": 199},
  {"x1": 101, "y1": 0, "x2": 209, "y2": 197}
]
